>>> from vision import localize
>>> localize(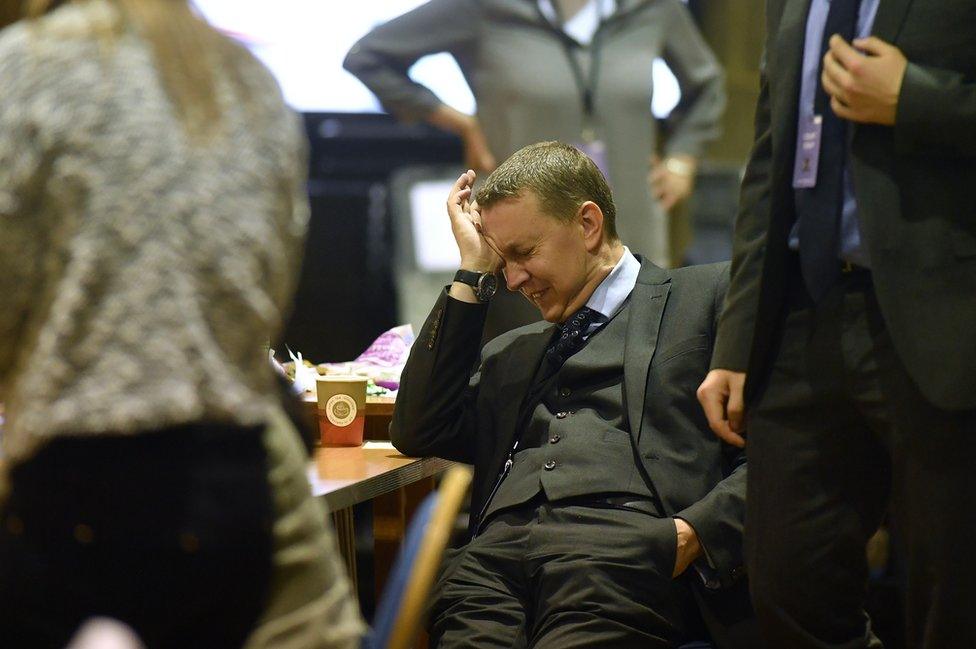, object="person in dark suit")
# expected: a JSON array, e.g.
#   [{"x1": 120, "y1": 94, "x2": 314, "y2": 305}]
[
  {"x1": 697, "y1": 1, "x2": 976, "y2": 647},
  {"x1": 392, "y1": 142, "x2": 755, "y2": 648}
]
